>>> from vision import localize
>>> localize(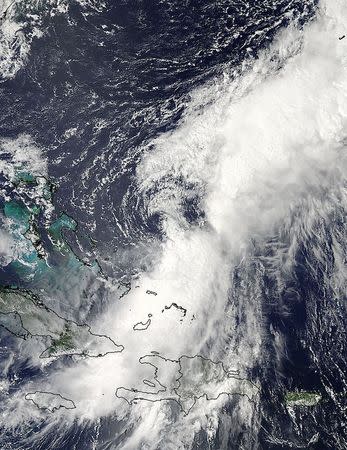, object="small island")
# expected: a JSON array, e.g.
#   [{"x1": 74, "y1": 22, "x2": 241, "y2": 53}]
[
  {"x1": 285, "y1": 391, "x2": 322, "y2": 407},
  {"x1": 25, "y1": 391, "x2": 76, "y2": 412}
]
